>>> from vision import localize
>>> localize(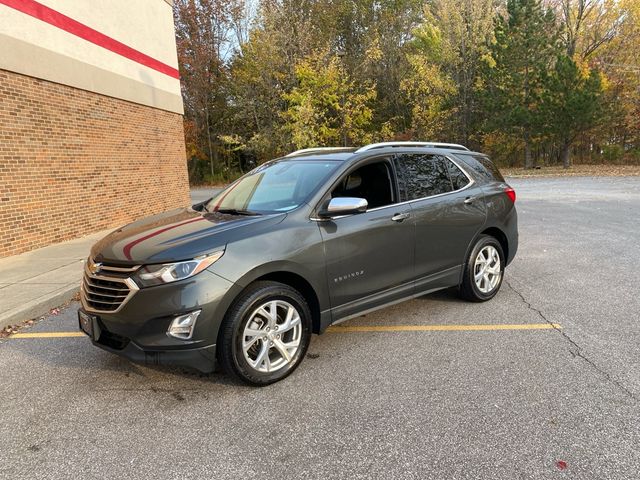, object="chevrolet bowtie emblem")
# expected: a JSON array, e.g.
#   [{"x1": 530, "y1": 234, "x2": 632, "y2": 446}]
[{"x1": 88, "y1": 260, "x2": 102, "y2": 275}]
